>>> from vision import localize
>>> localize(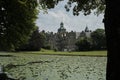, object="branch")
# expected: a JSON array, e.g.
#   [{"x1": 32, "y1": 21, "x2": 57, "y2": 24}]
[
  {"x1": 18, "y1": 0, "x2": 28, "y2": 4},
  {"x1": 101, "y1": 0, "x2": 105, "y2": 4}
]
